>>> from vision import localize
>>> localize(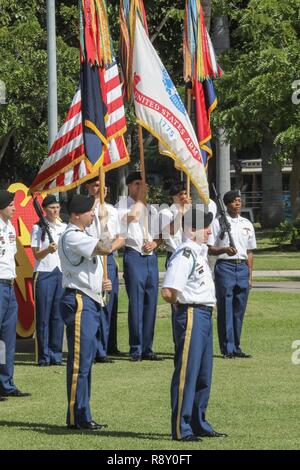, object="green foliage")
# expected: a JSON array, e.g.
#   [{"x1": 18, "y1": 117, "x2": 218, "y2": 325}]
[
  {"x1": 271, "y1": 219, "x2": 300, "y2": 247},
  {"x1": 213, "y1": 0, "x2": 300, "y2": 162},
  {"x1": 0, "y1": 1, "x2": 185, "y2": 180},
  {"x1": 0, "y1": 2, "x2": 79, "y2": 177}
]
